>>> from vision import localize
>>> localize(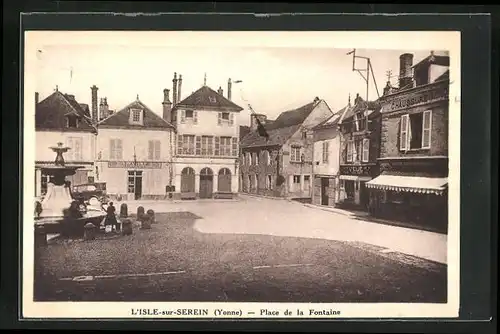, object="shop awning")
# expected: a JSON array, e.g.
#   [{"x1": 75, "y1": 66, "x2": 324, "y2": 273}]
[
  {"x1": 366, "y1": 175, "x2": 448, "y2": 195},
  {"x1": 339, "y1": 175, "x2": 372, "y2": 181}
]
